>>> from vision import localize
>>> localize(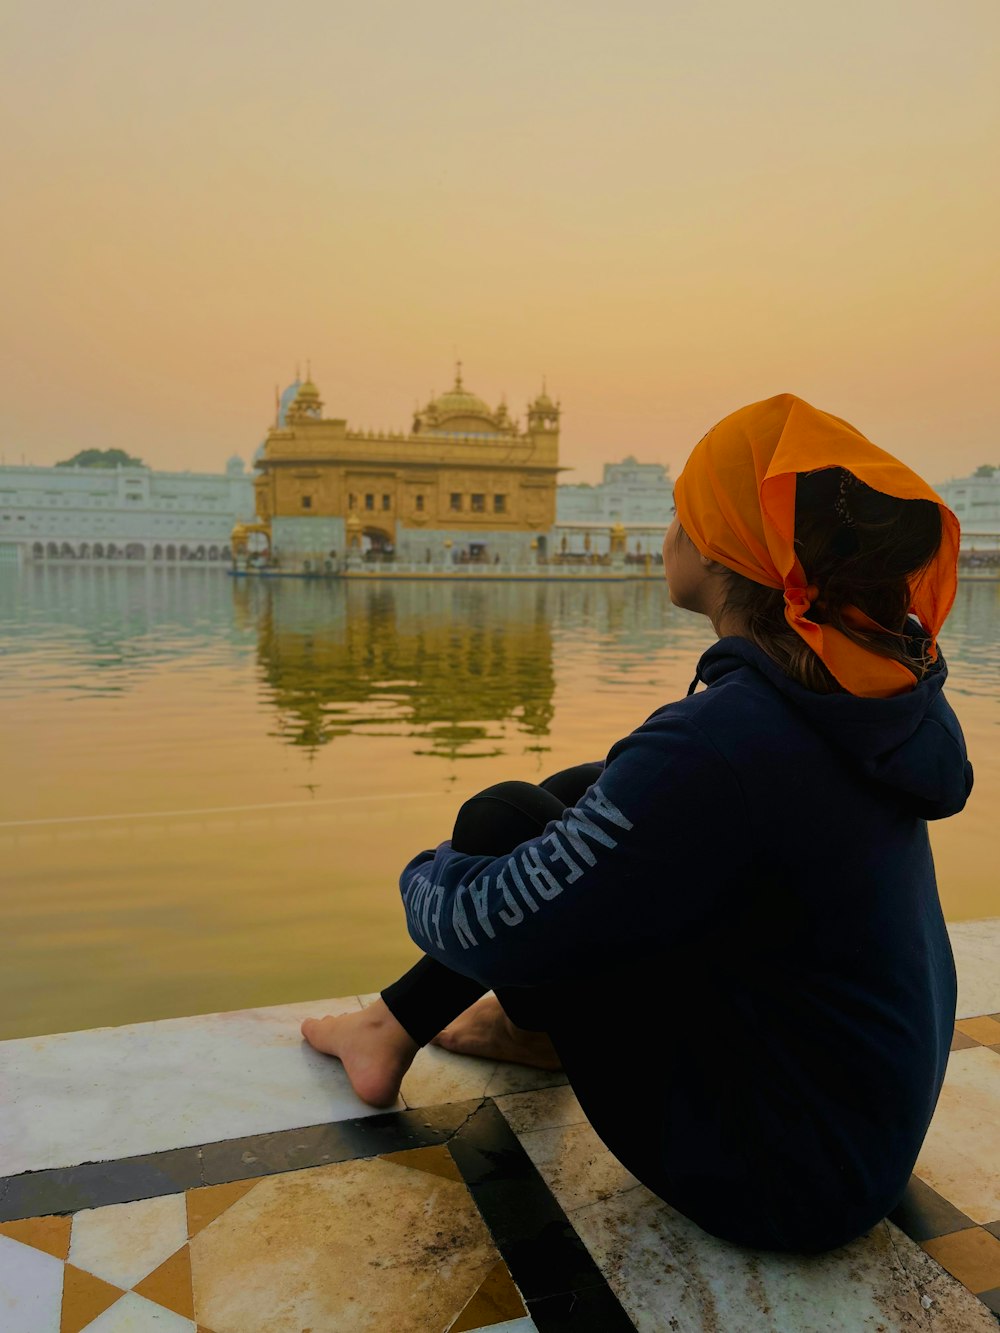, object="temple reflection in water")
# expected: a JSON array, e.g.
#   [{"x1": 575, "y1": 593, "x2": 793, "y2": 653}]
[{"x1": 234, "y1": 577, "x2": 558, "y2": 758}]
